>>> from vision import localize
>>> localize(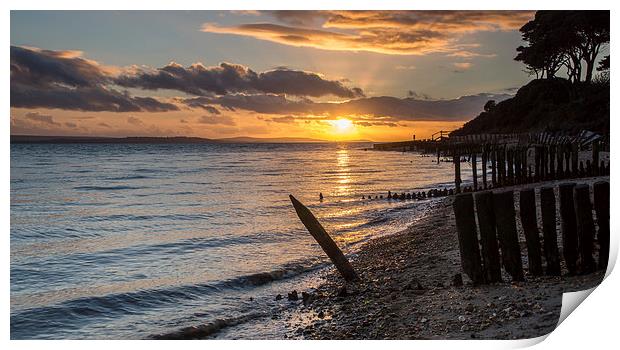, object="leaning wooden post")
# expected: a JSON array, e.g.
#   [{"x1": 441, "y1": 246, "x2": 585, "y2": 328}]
[
  {"x1": 574, "y1": 185, "x2": 596, "y2": 273},
  {"x1": 493, "y1": 190, "x2": 525, "y2": 281},
  {"x1": 540, "y1": 187, "x2": 561, "y2": 275},
  {"x1": 559, "y1": 183, "x2": 579, "y2": 274},
  {"x1": 453, "y1": 193, "x2": 485, "y2": 284},
  {"x1": 507, "y1": 149, "x2": 514, "y2": 185},
  {"x1": 474, "y1": 191, "x2": 502, "y2": 282},
  {"x1": 593, "y1": 181, "x2": 610, "y2": 270},
  {"x1": 472, "y1": 152, "x2": 478, "y2": 191},
  {"x1": 454, "y1": 150, "x2": 462, "y2": 194},
  {"x1": 519, "y1": 189, "x2": 543, "y2": 276},
  {"x1": 289, "y1": 195, "x2": 358, "y2": 281}
]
